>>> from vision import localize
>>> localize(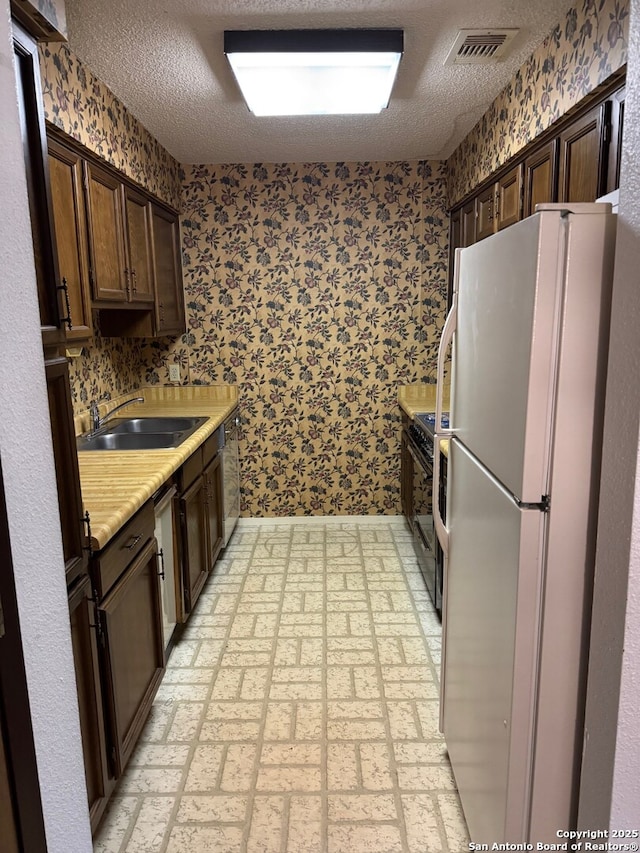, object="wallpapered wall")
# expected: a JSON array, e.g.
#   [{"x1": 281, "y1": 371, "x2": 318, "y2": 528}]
[
  {"x1": 36, "y1": 0, "x2": 630, "y2": 515},
  {"x1": 169, "y1": 162, "x2": 448, "y2": 515},
  {"x1": 448, "y1": 0, "x2": 629, "y2": 205},
  {"x1": 38, "y1": 43, "x2": 183, "y2": 409}
]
